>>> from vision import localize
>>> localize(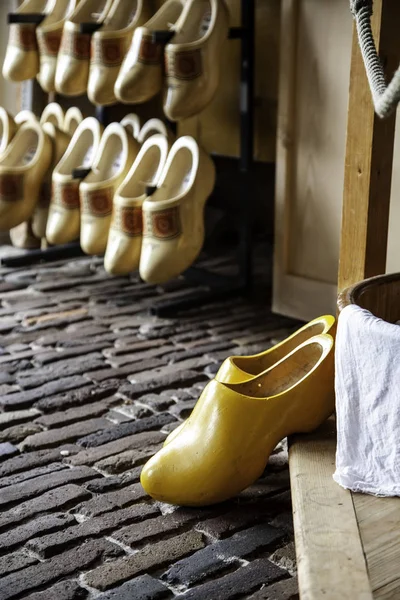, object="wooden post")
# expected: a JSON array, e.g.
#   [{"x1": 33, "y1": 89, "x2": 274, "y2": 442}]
[{"x1": 338, "y1": 0, "x2": 400, "y2": 292}]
